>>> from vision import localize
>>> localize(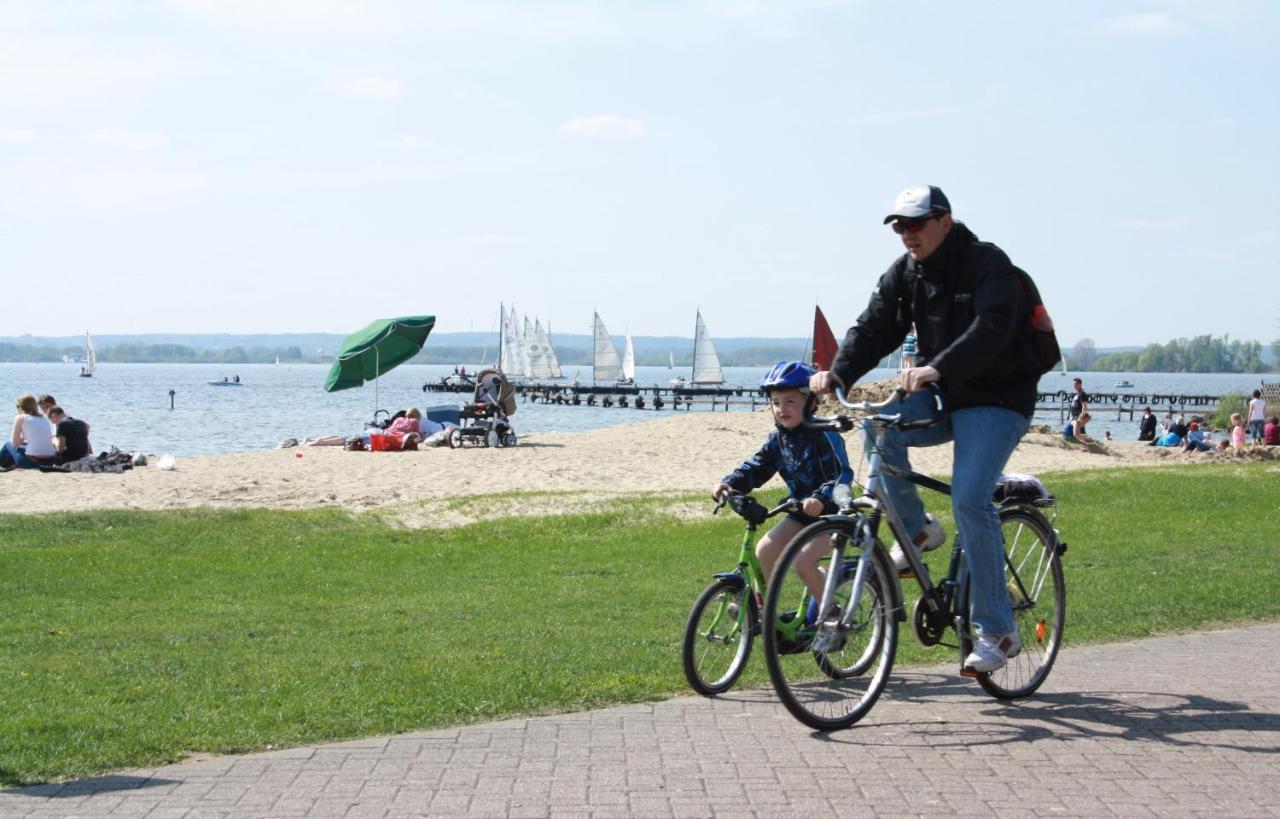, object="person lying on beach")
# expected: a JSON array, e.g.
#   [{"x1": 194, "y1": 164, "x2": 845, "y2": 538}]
[{"x1": 1, "y1": 394, "x2": 58, "y2": 471}]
